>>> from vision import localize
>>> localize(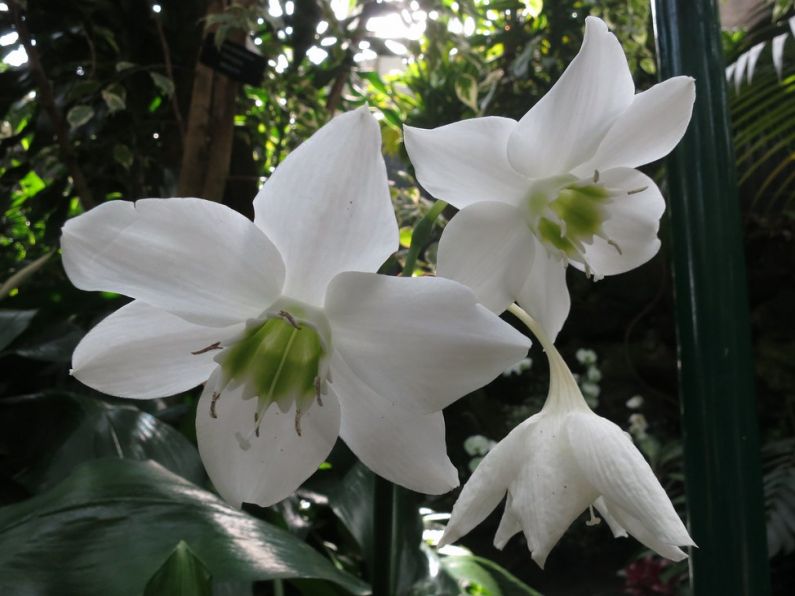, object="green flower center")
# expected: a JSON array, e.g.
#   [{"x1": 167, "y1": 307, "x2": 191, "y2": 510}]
[
  {"x1": 210, "y1": 305, "x2": 331, "y2": 436},
  {"x1": 527, "y1": 179, "x2": 615, "y2": 274}
]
